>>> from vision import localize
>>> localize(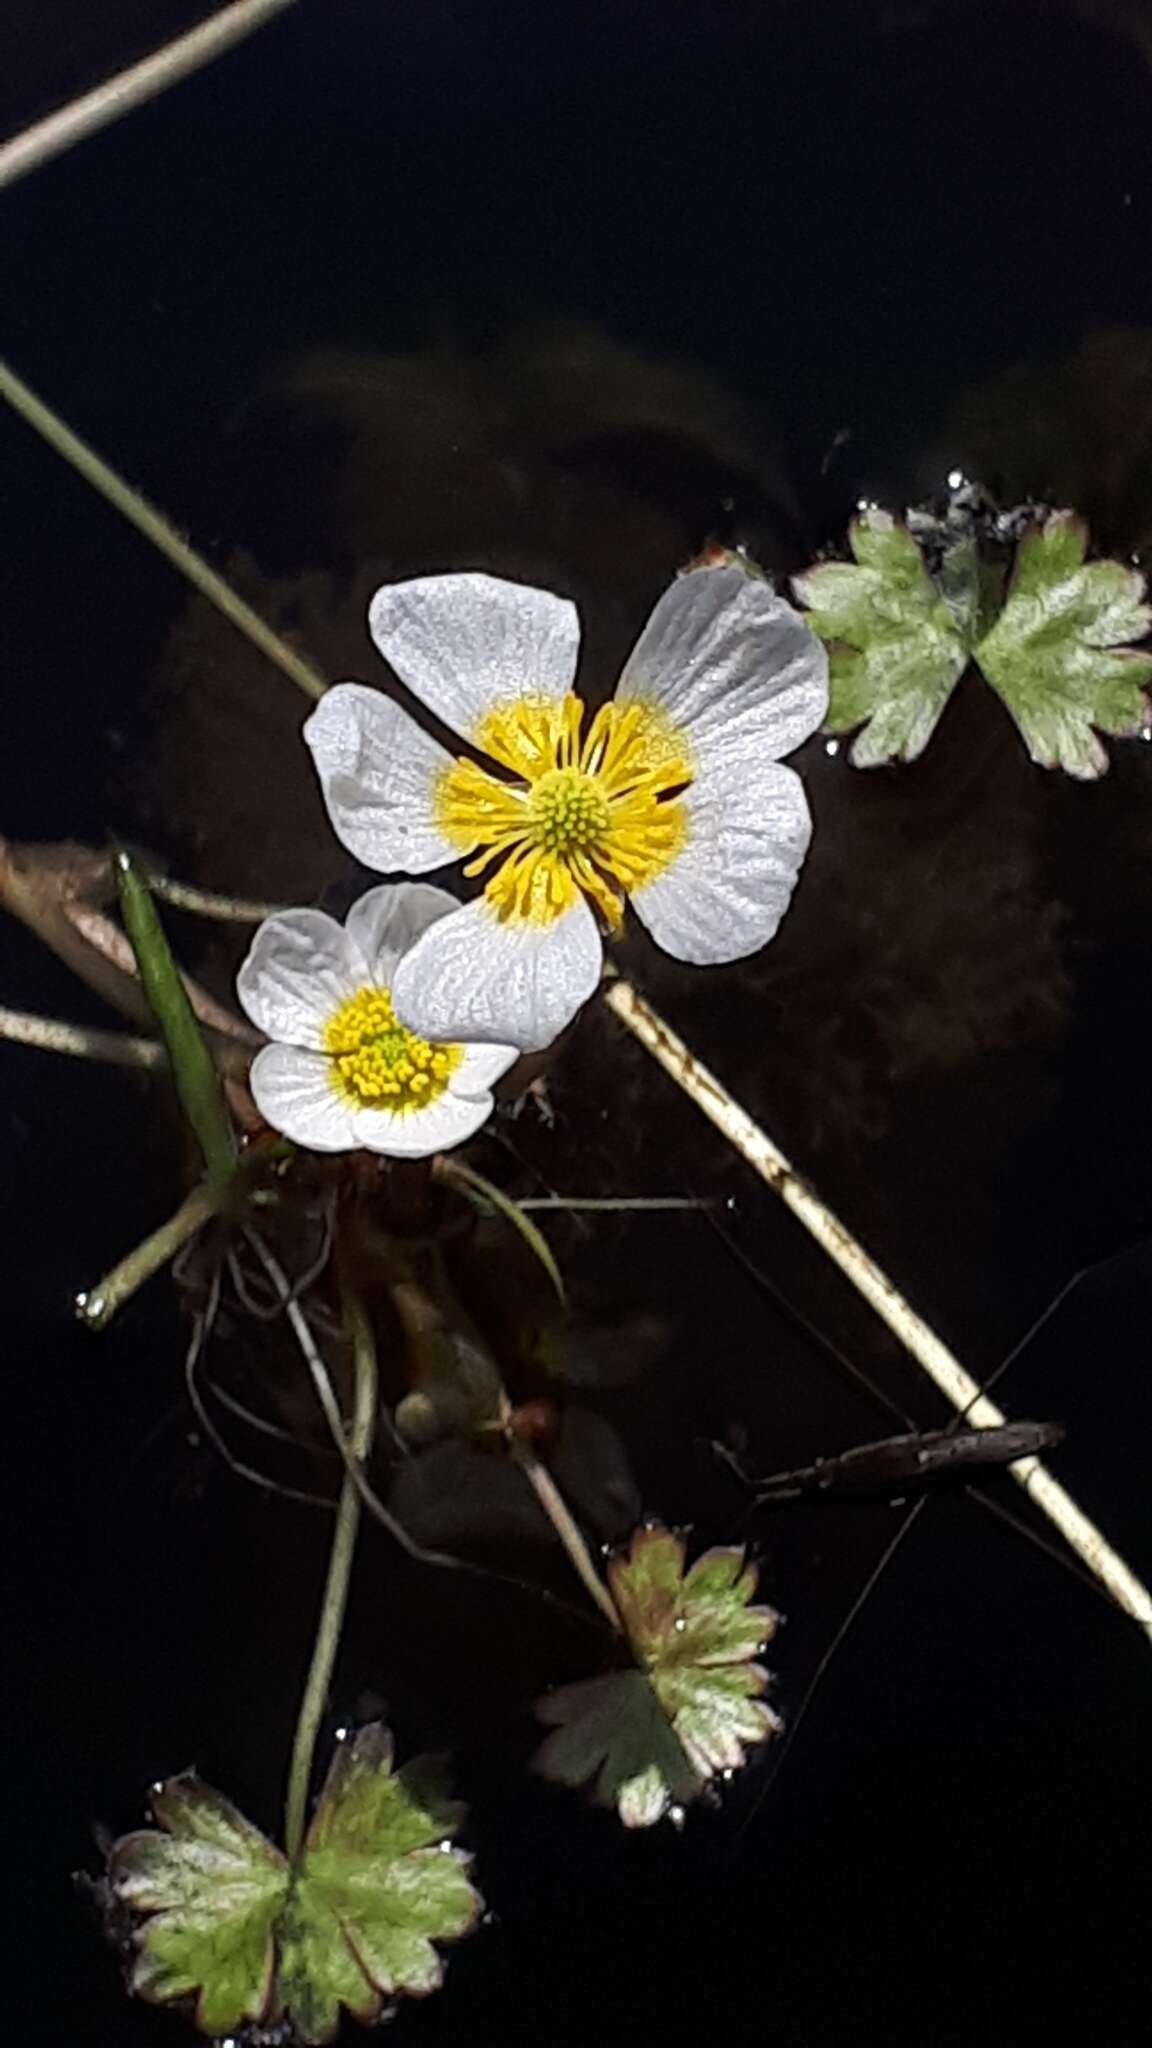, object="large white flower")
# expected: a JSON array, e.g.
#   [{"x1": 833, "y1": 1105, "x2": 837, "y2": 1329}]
[
  {"x1": 304, "y1": 560, "x2": 828, "y2": 1053},
  {"x1": 236, "y1": 882, "x2": 518, "y2": 1157}
]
